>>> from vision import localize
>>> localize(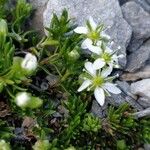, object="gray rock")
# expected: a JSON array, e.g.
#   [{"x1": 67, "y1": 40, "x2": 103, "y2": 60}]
[
  {"x1": 107, "y1": 93, "x2": 143, "y2": 111},
  {"x1": 43, "y1": 0, "x2": 132, "y2": 67},
  {"x1": 121, "y1": 64, "x2": 150, "y2": 81},
  {"x1": 90, "y1": 100, "x2": 107, "y2": 118},
  {"x1": 127, "y1": 38, "x2": 143, "y2": 52},
  {"x1": 119, "y1": 0, "x2": 150, "y2": 13},
  {"x1": 29, "y1": 0, "x2": 48, "y2": 8},
  {"x1": 133, "y1": 107, "x2": 150, "y2": 118},
  {"x1": 119, "y1": 0, "x2": 131, "y2": 6},
  {"x1": 125, "y1": 39, "x2": 150, "y2": 72},
  {"x1": 131, "y1": 79, "x2": 150, "y2": 99},
  {"x1": 134, "y1": 0, "x2": 150, "y2": 13},
  {"x1": 122, "y1": 2, "x2": 150, "y2": 52},
  {"x1": 28, "y1": 0, "x2": 49, "y2": 34},
  {"x1": 106, "y1": 93, "x2": 127, "y2": 106},
  {"x1": 144, "y1": 144, "x2": 150, "y2": 150},
  {"x1": 137, "y1": 97, "x2": 150, "y2": 108},
  {"x1": 116, "y1": 80, "x2": 137, "y2": 99}
]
